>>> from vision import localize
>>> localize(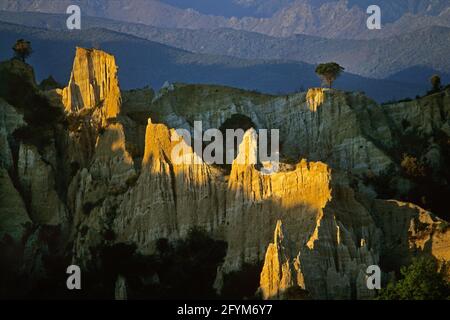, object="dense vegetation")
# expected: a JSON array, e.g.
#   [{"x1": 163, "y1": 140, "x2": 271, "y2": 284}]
[
  {"x1": 83, "y1": 228, "x2": 228, "y2": 299},
  {"x1": 377, "y1": 257, "x2": 449, "y2": 300},
  {"x1": 1, "y1": 228, "x2": 229, "y2": 299}
]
